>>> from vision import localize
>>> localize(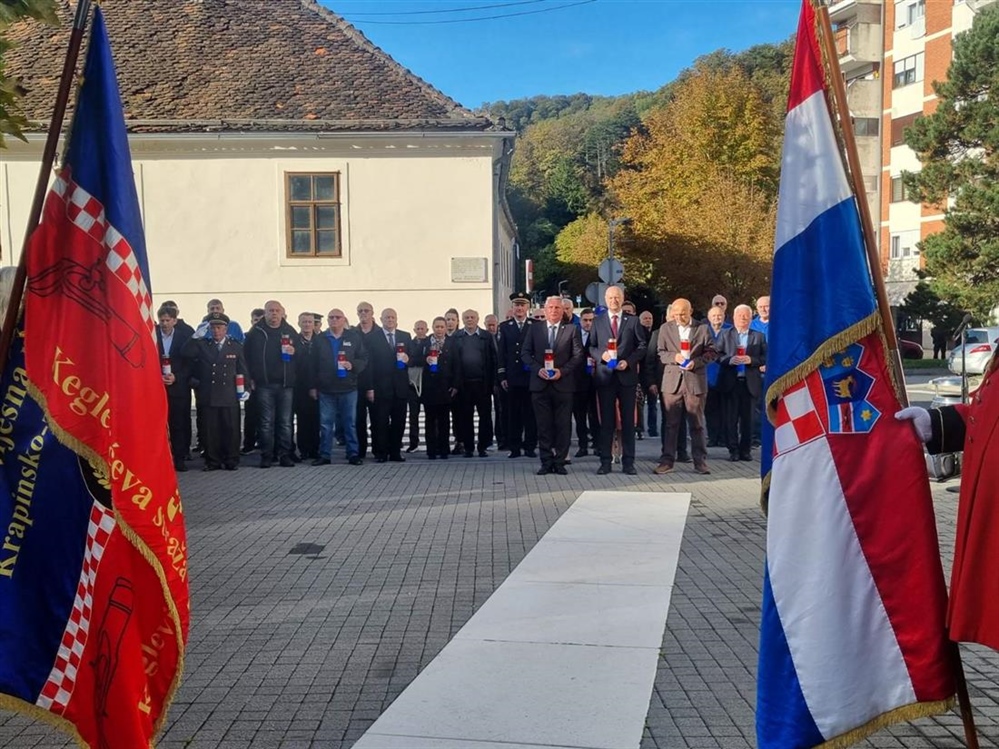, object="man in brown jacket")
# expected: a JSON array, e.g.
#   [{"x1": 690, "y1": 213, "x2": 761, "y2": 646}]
[{"x1": 655, "y1": 298, "x2": 715, "y2": 475}]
